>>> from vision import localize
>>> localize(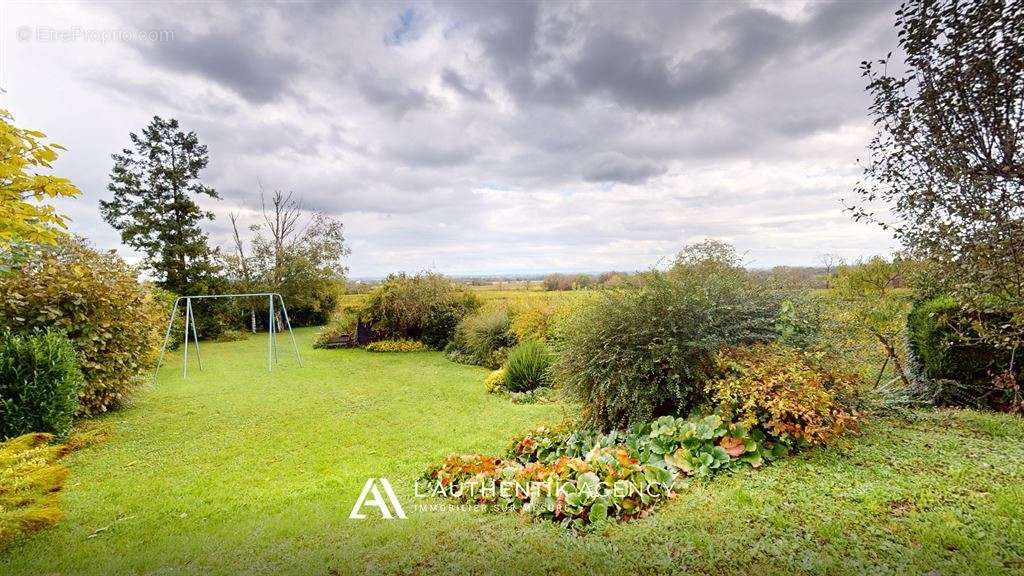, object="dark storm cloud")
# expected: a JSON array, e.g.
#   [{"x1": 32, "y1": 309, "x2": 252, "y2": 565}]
[
  {"x1": 569, "y1": 9, "x2": 795, "y2": 113},
  {"x1": 454, "y1": 0, "x2": 897, "y2": 114},
  {"x1": 133, "y1": 31, "x2": 301, "y2": 104}
]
